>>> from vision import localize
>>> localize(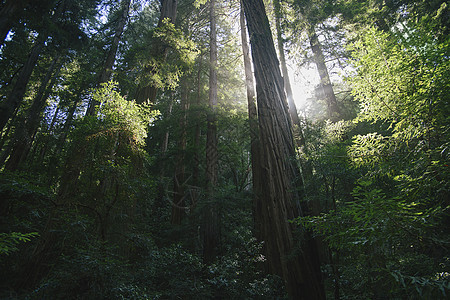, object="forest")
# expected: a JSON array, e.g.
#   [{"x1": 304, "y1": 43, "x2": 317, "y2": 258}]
[{"x1": 0, "y1": 0, "x2": 448, "y2": 299}]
